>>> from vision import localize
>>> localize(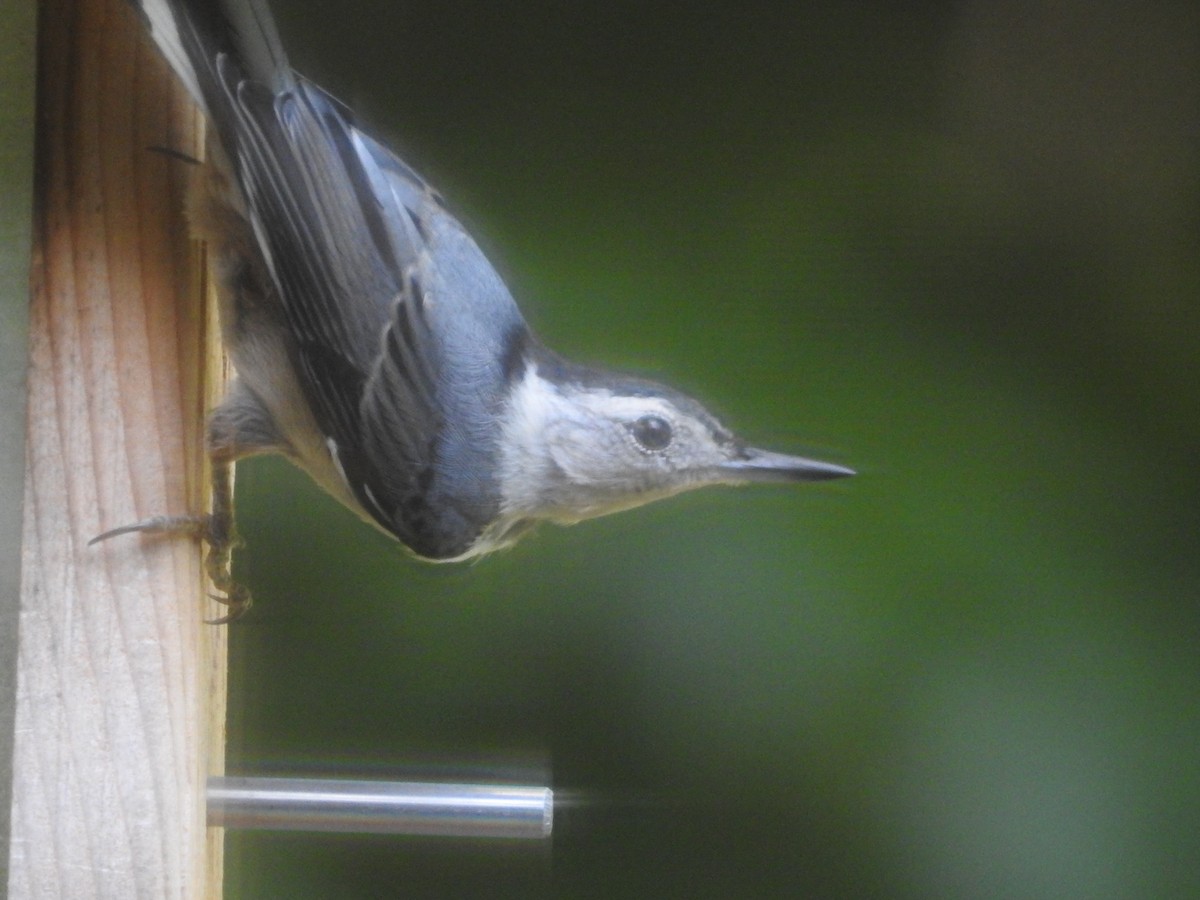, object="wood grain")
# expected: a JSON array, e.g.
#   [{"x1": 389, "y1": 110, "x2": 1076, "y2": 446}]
[{"x1": 9, "y1": 0, "x2": 227, "y2": 895}]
